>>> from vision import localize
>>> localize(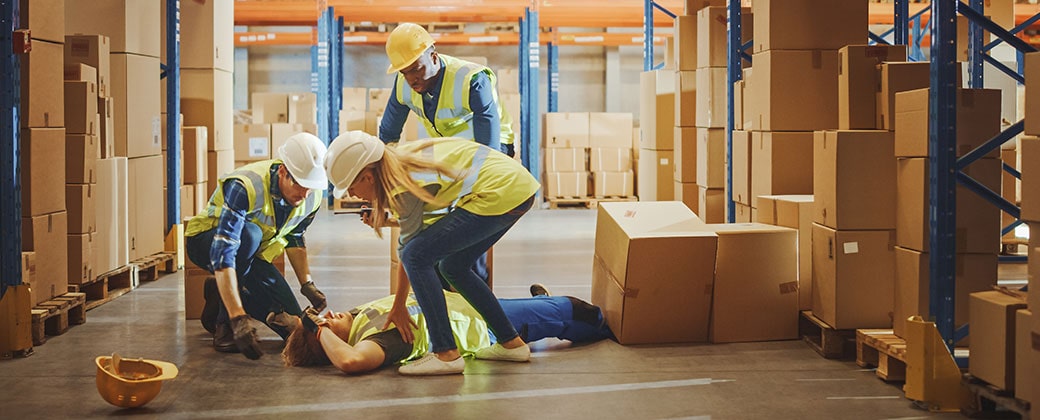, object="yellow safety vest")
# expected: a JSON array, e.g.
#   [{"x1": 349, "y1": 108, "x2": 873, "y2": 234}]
[
  {"x1": 395, "y1": 54, "x2": 514, "y2": 145},
  {"x1": 185, "y1": 160, "x2": 323, "y2": 262},
  {"x1": 348, "y1": 291, "x2": 491, "y2": 361}
]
